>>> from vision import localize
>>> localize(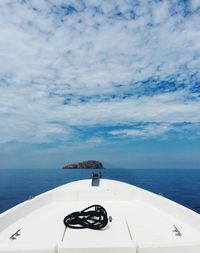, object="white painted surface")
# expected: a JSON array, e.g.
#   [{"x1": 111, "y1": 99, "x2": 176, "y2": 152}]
[{"x1": 0, "y1": 179, "x2": 200, "y2": 252}]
